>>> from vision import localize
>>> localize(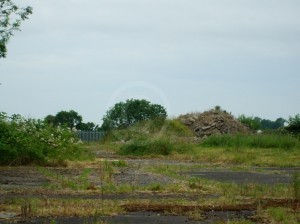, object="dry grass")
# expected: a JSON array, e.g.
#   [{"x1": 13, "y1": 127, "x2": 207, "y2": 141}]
[{"x1": 4, "y1": 198, "x2": 122, "y2": 218}]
